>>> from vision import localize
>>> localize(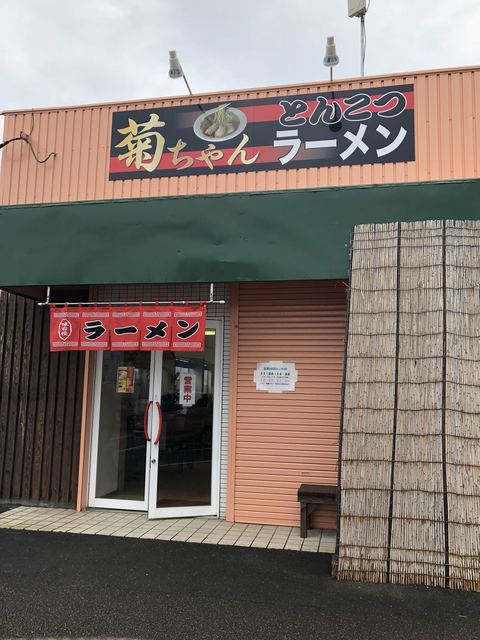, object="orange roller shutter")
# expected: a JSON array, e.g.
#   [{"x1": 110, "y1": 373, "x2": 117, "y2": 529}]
[{"x1": 232, "y1": 281, "x2": 346, "y2": 530}]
